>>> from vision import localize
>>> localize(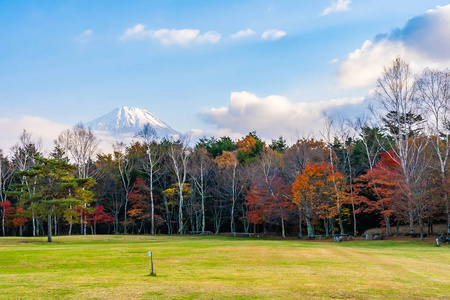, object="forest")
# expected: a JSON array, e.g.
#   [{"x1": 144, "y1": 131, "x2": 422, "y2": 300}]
[{"x1": 1, "y1": 58, "x2": 449, "y2": 241}]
